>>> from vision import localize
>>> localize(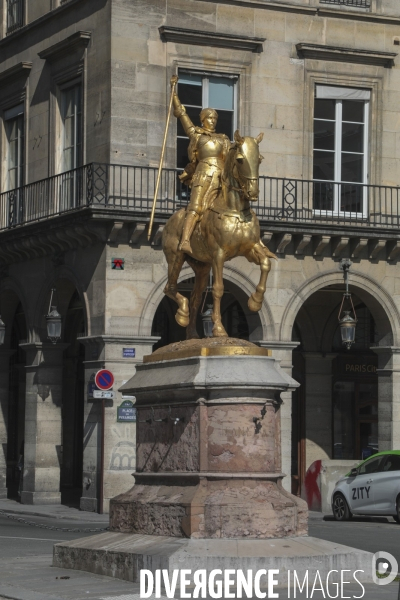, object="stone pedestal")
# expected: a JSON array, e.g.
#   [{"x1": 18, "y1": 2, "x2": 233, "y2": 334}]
[{"x1": 110, "y1": 344, "x2": 307, "y2": 539}]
